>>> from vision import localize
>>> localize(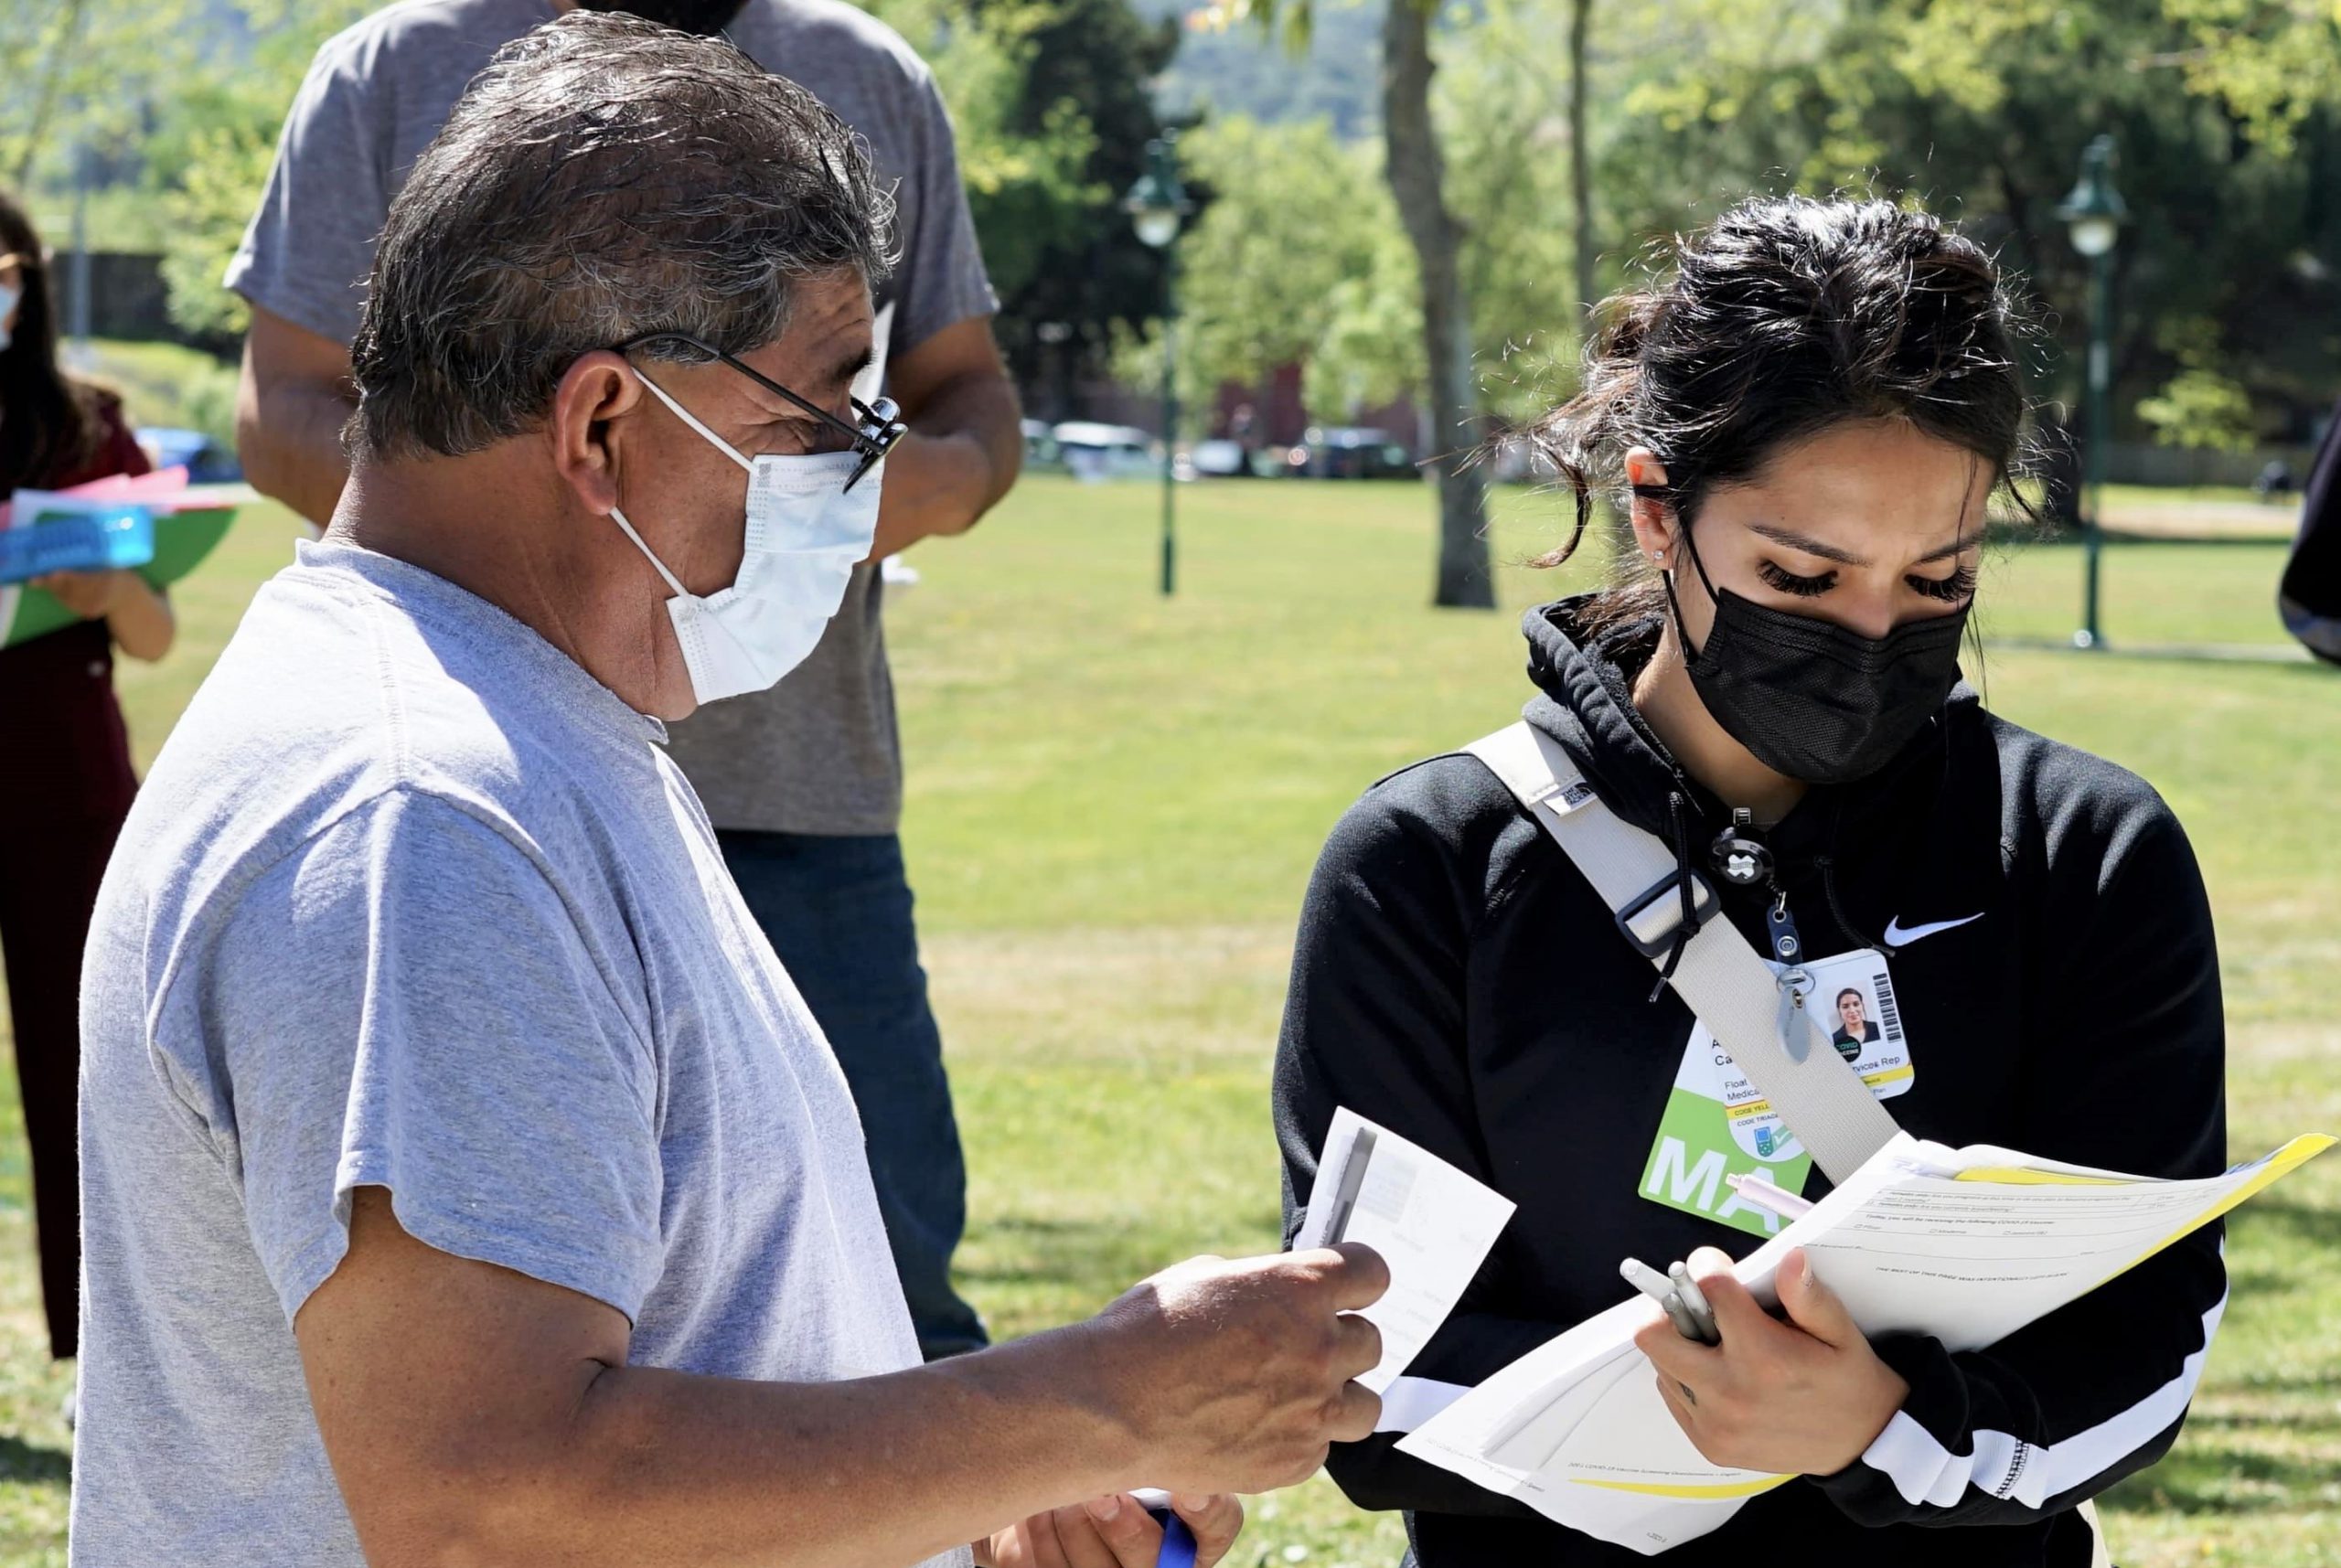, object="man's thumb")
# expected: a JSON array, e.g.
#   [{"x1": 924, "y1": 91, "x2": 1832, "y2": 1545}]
[{"x1": 1778, "y1": 1249, "x2": 1856, "y2": 1347}]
